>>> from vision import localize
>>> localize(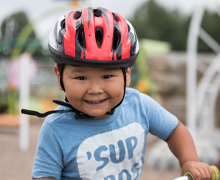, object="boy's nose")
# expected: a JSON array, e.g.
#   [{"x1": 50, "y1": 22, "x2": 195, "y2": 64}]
[{"x1": 87, "y1": 82, "x2": 104, "y2": 94}]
